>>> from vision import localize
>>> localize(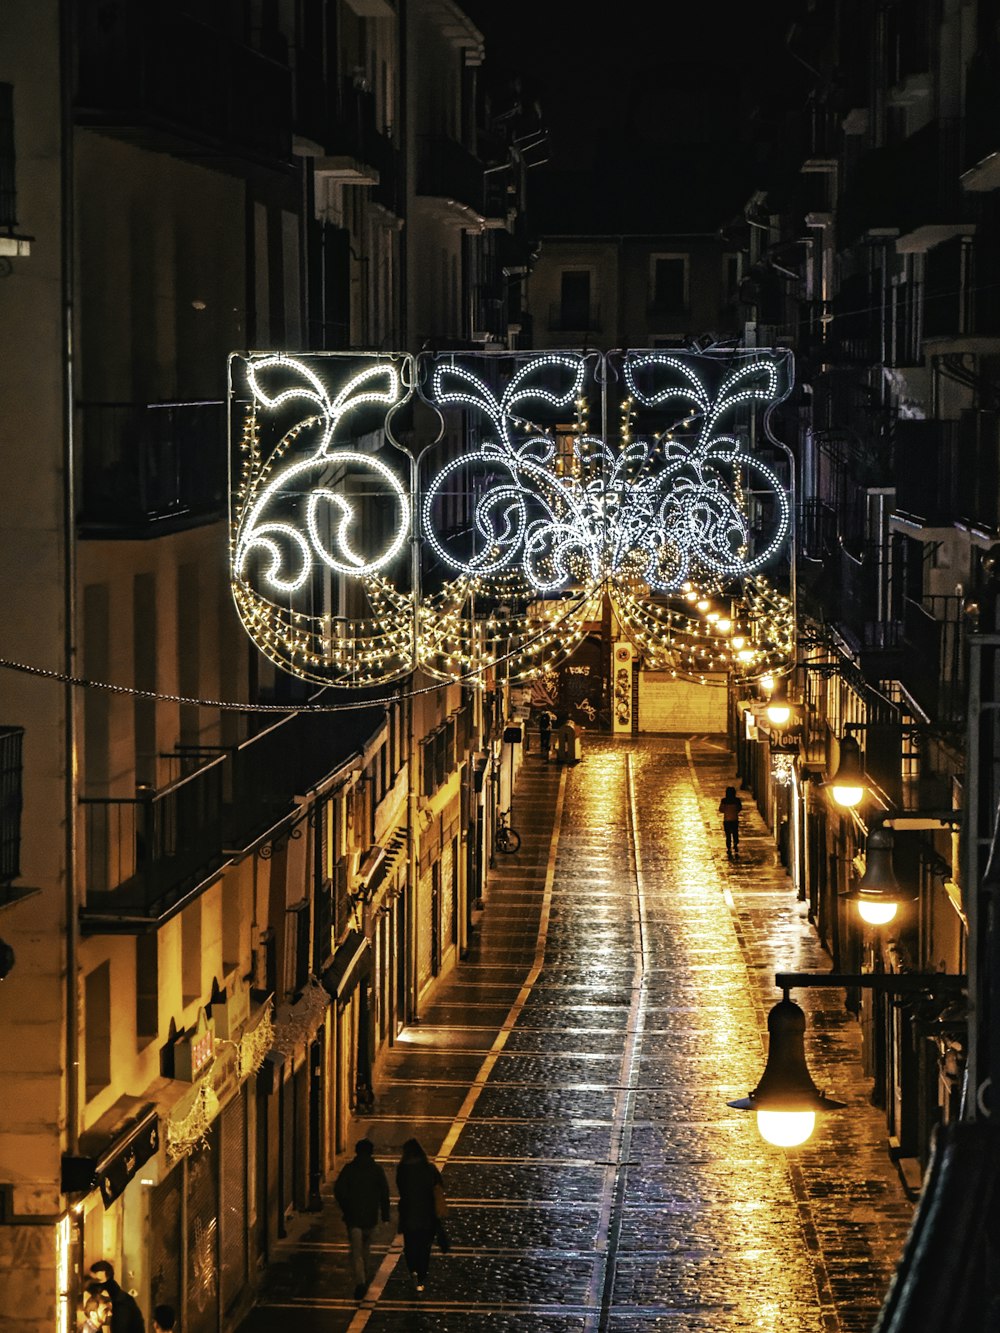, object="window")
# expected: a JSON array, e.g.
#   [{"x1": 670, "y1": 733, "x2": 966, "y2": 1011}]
[
  {"x1": 222, "y1": 874, "x2": 242, "y2": 974},
  {"x1": 136, "y1": 934, "x2": 159, "y2": 1049},
  {"x1": 181, "y1": 899, "x2": 202, "y2": 1005},
  {"x1": 285, "y1": 899, "x2": 310, "y2": 995},
  {"x1": 0, "y1": 83, "x2": 30, "y2": 255},
  {"x1": 85, "y1": 962, "x2": 111, "y2": 1101},
  {"x1": 0, "y1": 726, "x2": 23, "y2": 886},
  {"x1": 560, "y1": 270, "x2": 592, "y2": 329},
  {"x1": 651, "y1": 255, "x2": 688, "y2": 314}
]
